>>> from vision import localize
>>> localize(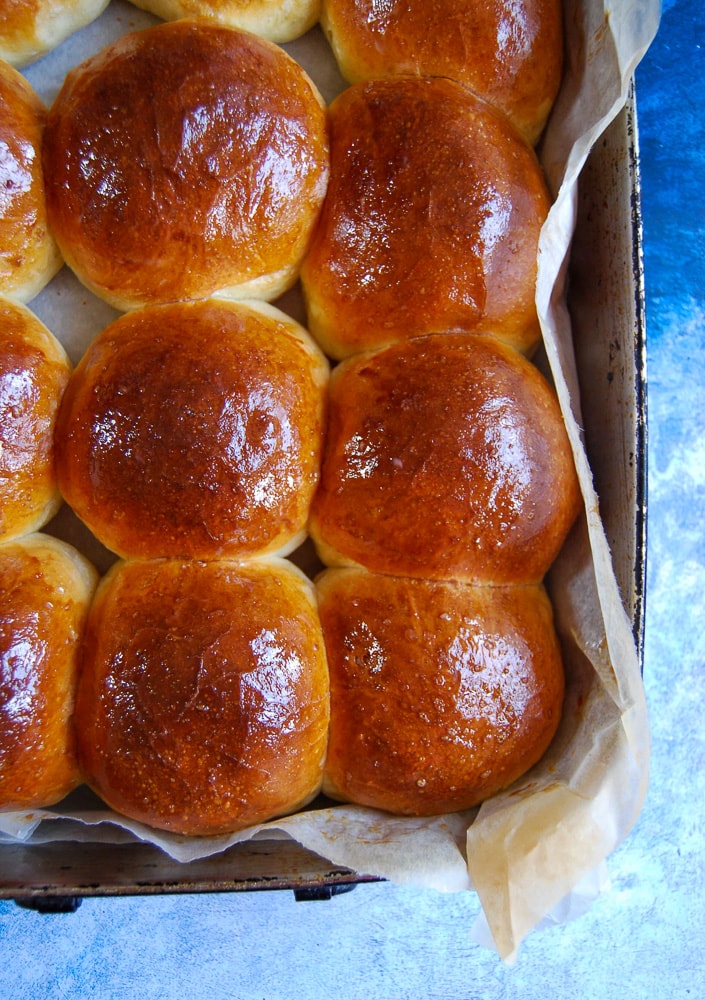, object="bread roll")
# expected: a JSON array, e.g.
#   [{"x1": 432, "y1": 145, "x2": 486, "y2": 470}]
[
  {"x1": 300, "y1": 77, "x2": 550, "y2": 360},
  {"x1": 310, "y1": 333, "x2": 581, "y2": 584},
  {"x1": 318, "y1": 567, "x2": 565, "y2": 816},
  {"x1": 0, "y1": 533, "x2": 98, "y2": 811},
  {"x1": 0, "y1": 298, "x2": 71, "y2": 541},
  {"x1": 74, "y1": 556, "x2": 330, "y2": 835},
  {"x1": 0, "y1": 0, "x2": 109, "y2": 67},
  {"x1": 0, "y1": 61, "x2": 62, "y2": 303},
  {"x1": 127, "y1": 0, "x2": 321, "y2": 44},
  {"x1": 43, "y1": 20, "x2": 329, "y2": 311},
  {"x1": 55, "y1": 298, "x2": 329, "y2": 561},
  {"x1": 320, "y1": 0, "x2": 563, "y2": 145}
]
